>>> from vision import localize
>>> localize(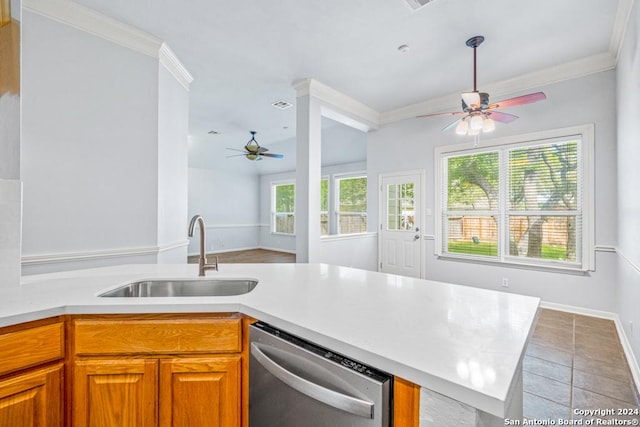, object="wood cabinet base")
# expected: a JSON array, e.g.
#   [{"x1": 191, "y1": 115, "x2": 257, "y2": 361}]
[{"x1": 0, "y1": 364, "x2": 63, "y2": 427}]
